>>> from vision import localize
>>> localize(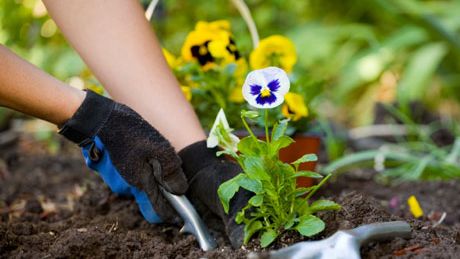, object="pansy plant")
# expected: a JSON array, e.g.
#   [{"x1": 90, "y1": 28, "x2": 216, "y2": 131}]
[{"x1": 211, "y1": 67, "x2": 341, "y2": 247}]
